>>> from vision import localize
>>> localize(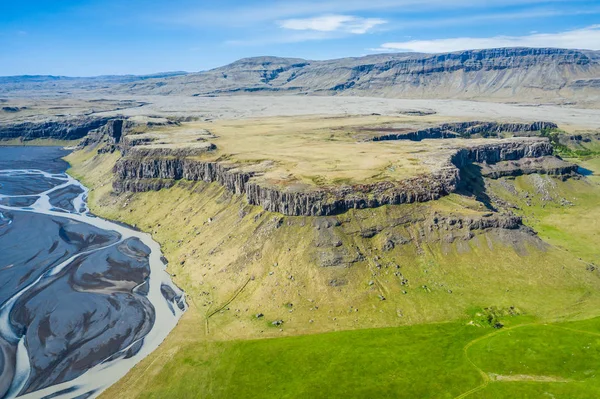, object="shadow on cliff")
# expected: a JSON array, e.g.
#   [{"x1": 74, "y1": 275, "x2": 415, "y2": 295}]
[{"x1": 456, "y1": 164, "x2": 497, "y2": 212}]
